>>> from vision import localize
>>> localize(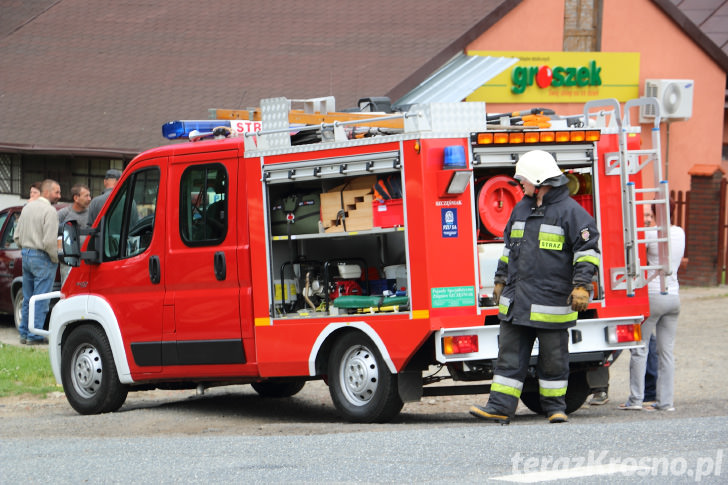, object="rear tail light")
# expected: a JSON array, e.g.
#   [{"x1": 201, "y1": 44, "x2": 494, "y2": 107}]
[
  {"x1": 605, "y1": 323, "x2": 642, "y2": 344},
  {"x1": 443, "y1": 335, "x2": 479, "y2": 355}
]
